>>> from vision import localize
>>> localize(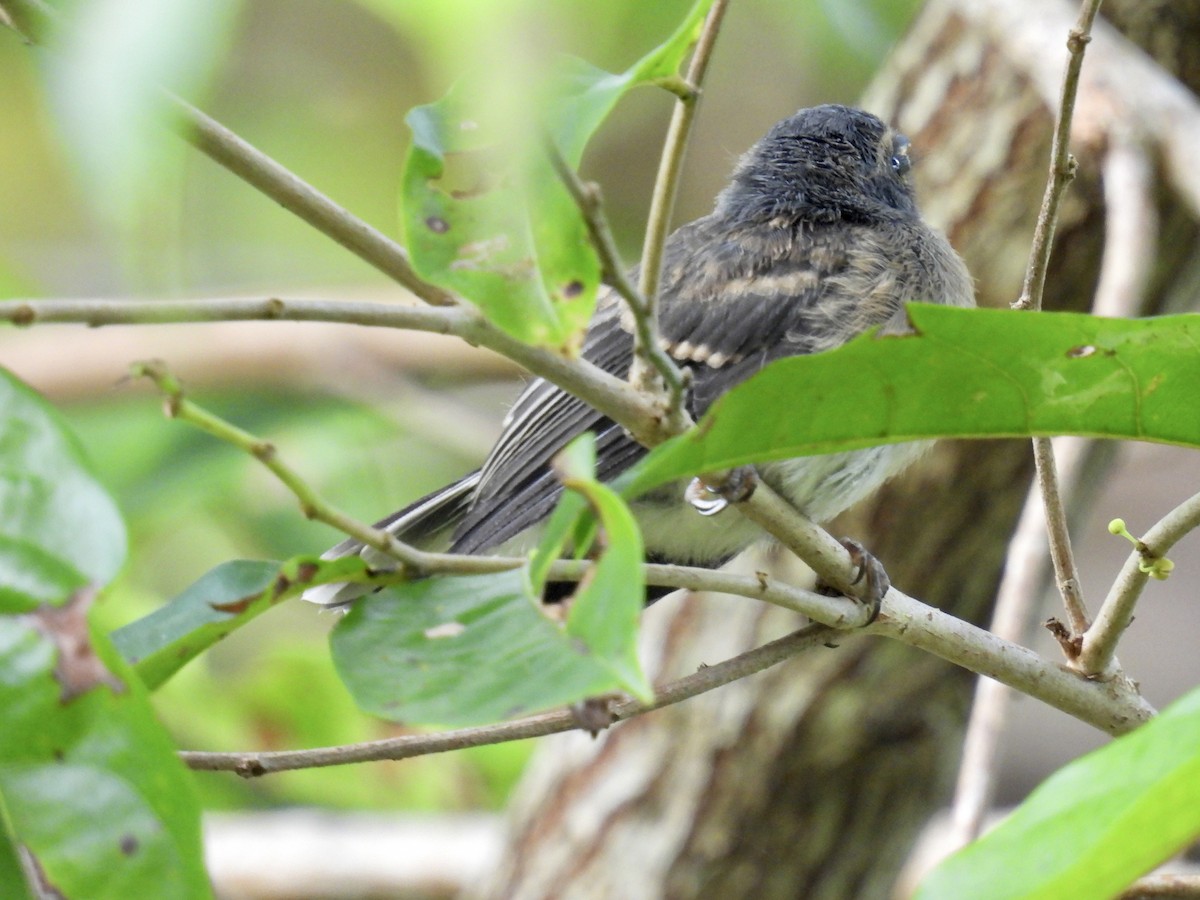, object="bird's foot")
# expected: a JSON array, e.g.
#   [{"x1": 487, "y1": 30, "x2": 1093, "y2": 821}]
[
  {"x1": 685, "y1": 466, "x2": 759, "y2": 517},
  {"x1": 816, "y1": 538, "x2": 890, "y2": 624}
]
